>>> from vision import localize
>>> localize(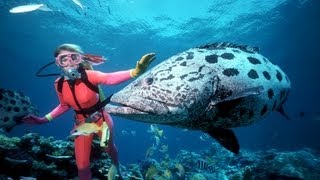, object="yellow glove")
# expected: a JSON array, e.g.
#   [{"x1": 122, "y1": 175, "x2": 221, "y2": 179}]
[{"x1": 130, "y1": 53, "x2": 156, "y2": 77}]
